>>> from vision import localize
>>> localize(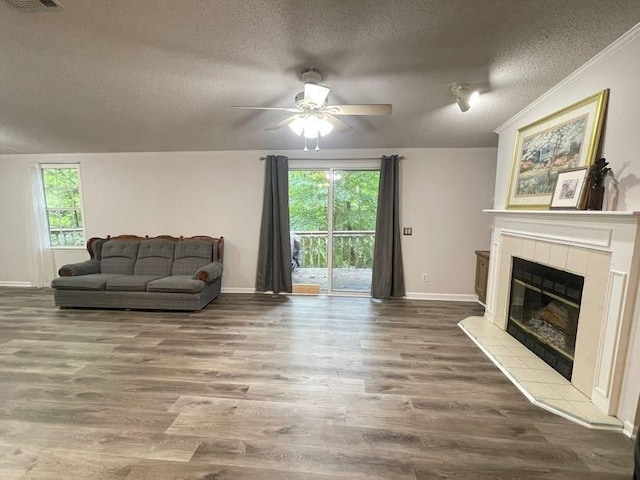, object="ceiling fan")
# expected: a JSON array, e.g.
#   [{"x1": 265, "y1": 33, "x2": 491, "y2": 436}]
[{"x1": 232, "y1": 69, "x2": 392, "y2": 150}]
